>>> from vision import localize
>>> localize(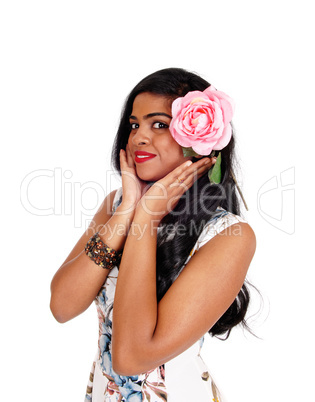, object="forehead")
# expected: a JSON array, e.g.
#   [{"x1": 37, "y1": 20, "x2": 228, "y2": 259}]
[{"x1": 132, "y1": 93, "x2": 172, "y2": 116}]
